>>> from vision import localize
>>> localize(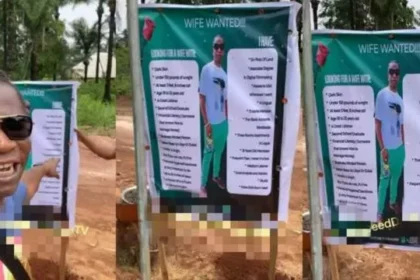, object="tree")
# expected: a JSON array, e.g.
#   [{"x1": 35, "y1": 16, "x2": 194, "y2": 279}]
[
  {"x1": 292, "y1": 0, "x2": 302, "y2": 52},
  {"x1": 370, "y1": 0, "x2": 419, "y2": 29},
  {"x1": 18, "y1": 0, "x2": 59, "y2": 80},
  {"x1": 3, "y1": 0, "x2": 8, "y2": 70},
  {"x1": 69, "y1": 18, "x2": 98, "y2": 82},
  {"x1": 53, "y1": 0, "x2": 91, "y2": 80},
  {"x1": 0, "y1": 0, "x2": 88, "y2": 80},
  {"x1": 311, "y1": 0, "x2": 320, "y2": 30},
  {"x1": 95, "y1": 0, "x2": 105, "y2": 83},
  {"x1": 319, "y1": 0, "x2": 419, "y2": 30},
  {"x1": 115, "y1": 29, "x2": 128, "y2": 49},
  {"x1": 103, "y1": 0, "x2": 116, "y2": 103}
]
